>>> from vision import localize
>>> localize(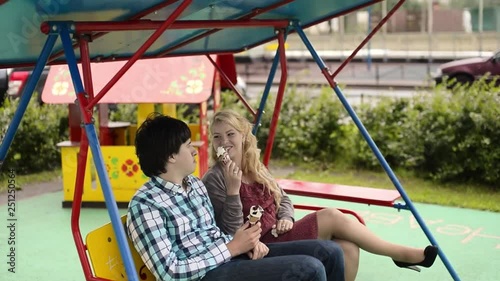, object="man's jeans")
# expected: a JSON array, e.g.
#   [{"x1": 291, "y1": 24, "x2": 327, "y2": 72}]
[{"x1": 201, "y1": 239, "x2": 345, "y2": 281}]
